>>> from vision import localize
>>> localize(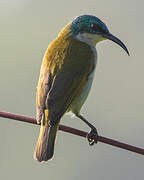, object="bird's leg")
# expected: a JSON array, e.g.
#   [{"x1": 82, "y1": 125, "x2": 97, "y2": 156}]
[{"x1": 76, "y1": 114, "x2": 98, "y2": 145}]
